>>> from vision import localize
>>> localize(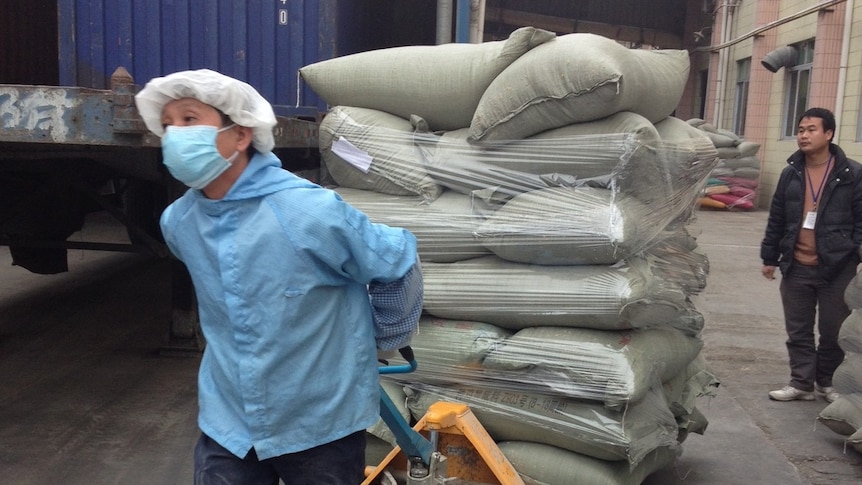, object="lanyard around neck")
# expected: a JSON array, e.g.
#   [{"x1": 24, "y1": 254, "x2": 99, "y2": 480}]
[{"x1": 806, "y1": 155, "x2": 833, "y2": 211}]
